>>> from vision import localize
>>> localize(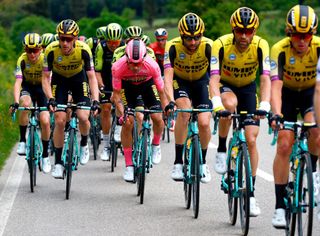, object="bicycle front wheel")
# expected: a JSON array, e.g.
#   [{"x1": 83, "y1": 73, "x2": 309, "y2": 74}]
[
  {"x1": 295, "y1": 153, "x2": 314, "y2": 236},
  {"x1": 239, "y1": 143, "x2": 250, "y2": 236},
  {"x1": 227, "y1": 144, "x2": 238, "y2": 225},
  {"x1": 28, "y1": 126, "x2": 36, "y2": 192},
  {"x1": 191, "y1": 135, "x2": 200, "y2": 219},
  {"x1": 138, "y1": 129, "x2": 148, "y2": 204},
  {"x1": 66, "y1": 129, "x2": 75, "y2": 200},
  {"x1": 184, "y1": 143, "x2": 191, "y2": 209}
]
